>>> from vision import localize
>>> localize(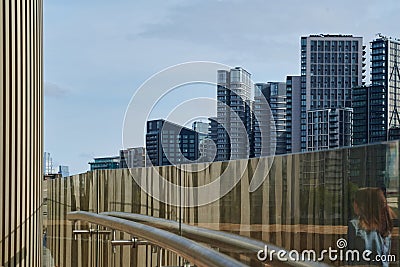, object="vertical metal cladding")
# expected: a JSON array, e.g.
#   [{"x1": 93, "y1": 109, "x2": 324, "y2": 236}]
[{"x1": 0, "y1": 0, "x2": 43, "y2": 266}]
